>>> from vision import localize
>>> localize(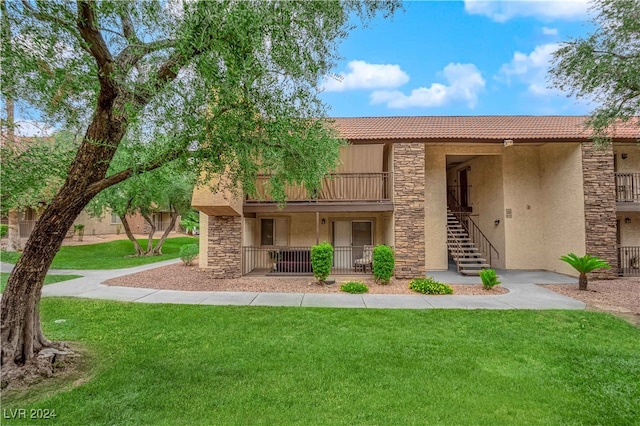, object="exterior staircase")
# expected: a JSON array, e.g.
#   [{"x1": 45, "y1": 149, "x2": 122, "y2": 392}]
[{"x1": 446, "y1": 209, "x2": 491, "y2": 275}]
